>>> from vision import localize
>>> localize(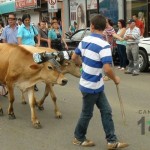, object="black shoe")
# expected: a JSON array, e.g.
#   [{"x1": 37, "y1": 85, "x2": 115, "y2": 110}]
[
  {"x1": 132, "y1": 72, "x2": 139, "y2": 76},
  {"x1": 34, "y1": 85, "x2": 38, "y2": 91}
]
